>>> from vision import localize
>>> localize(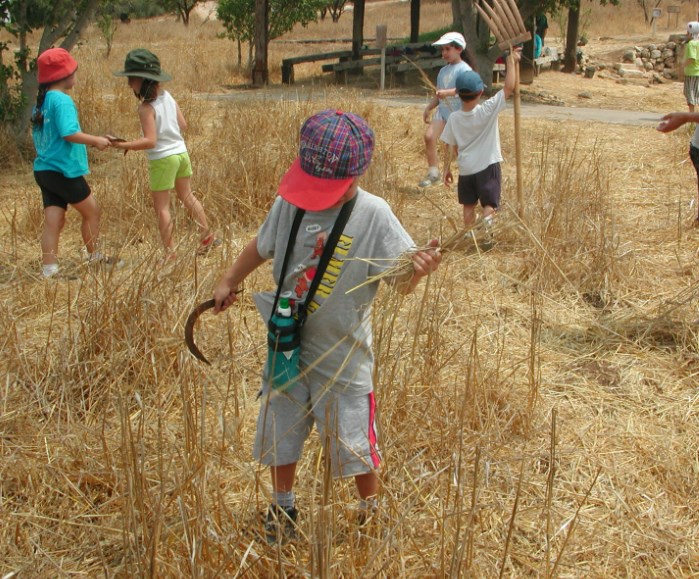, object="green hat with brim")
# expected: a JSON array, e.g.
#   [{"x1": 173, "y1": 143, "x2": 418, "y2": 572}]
[{"x1": 113, "y1": 48, "x2": 172, "y2": 82}]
